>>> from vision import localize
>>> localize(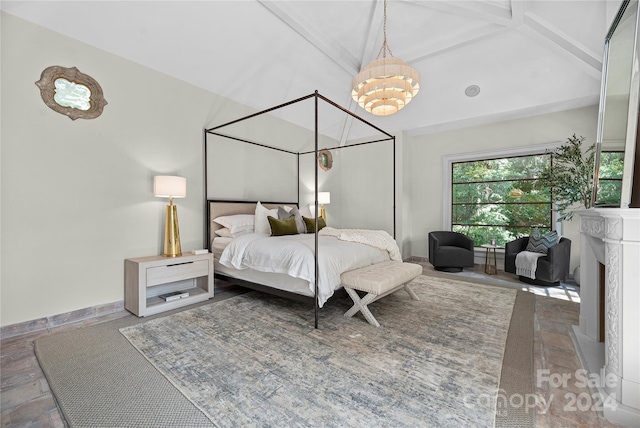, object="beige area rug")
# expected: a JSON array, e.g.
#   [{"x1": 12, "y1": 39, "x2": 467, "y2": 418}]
[{"x1": 120, "y1": 276, "x2": 520, "y2": 427}]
